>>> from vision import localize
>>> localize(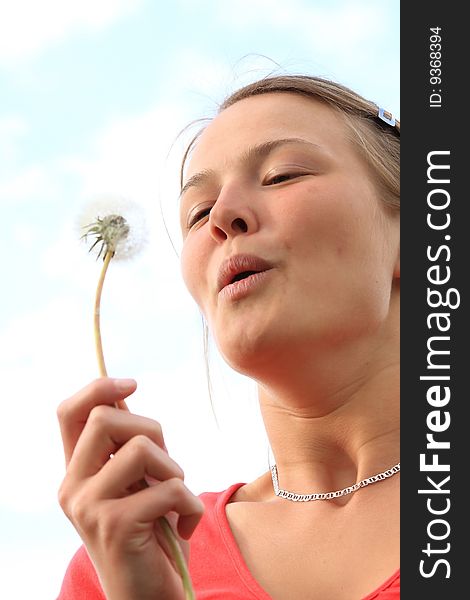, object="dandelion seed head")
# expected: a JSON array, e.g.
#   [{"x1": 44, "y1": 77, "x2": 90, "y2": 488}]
[{"x1": 78, "y1": 196, "x2": 148, "y2": 261}]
